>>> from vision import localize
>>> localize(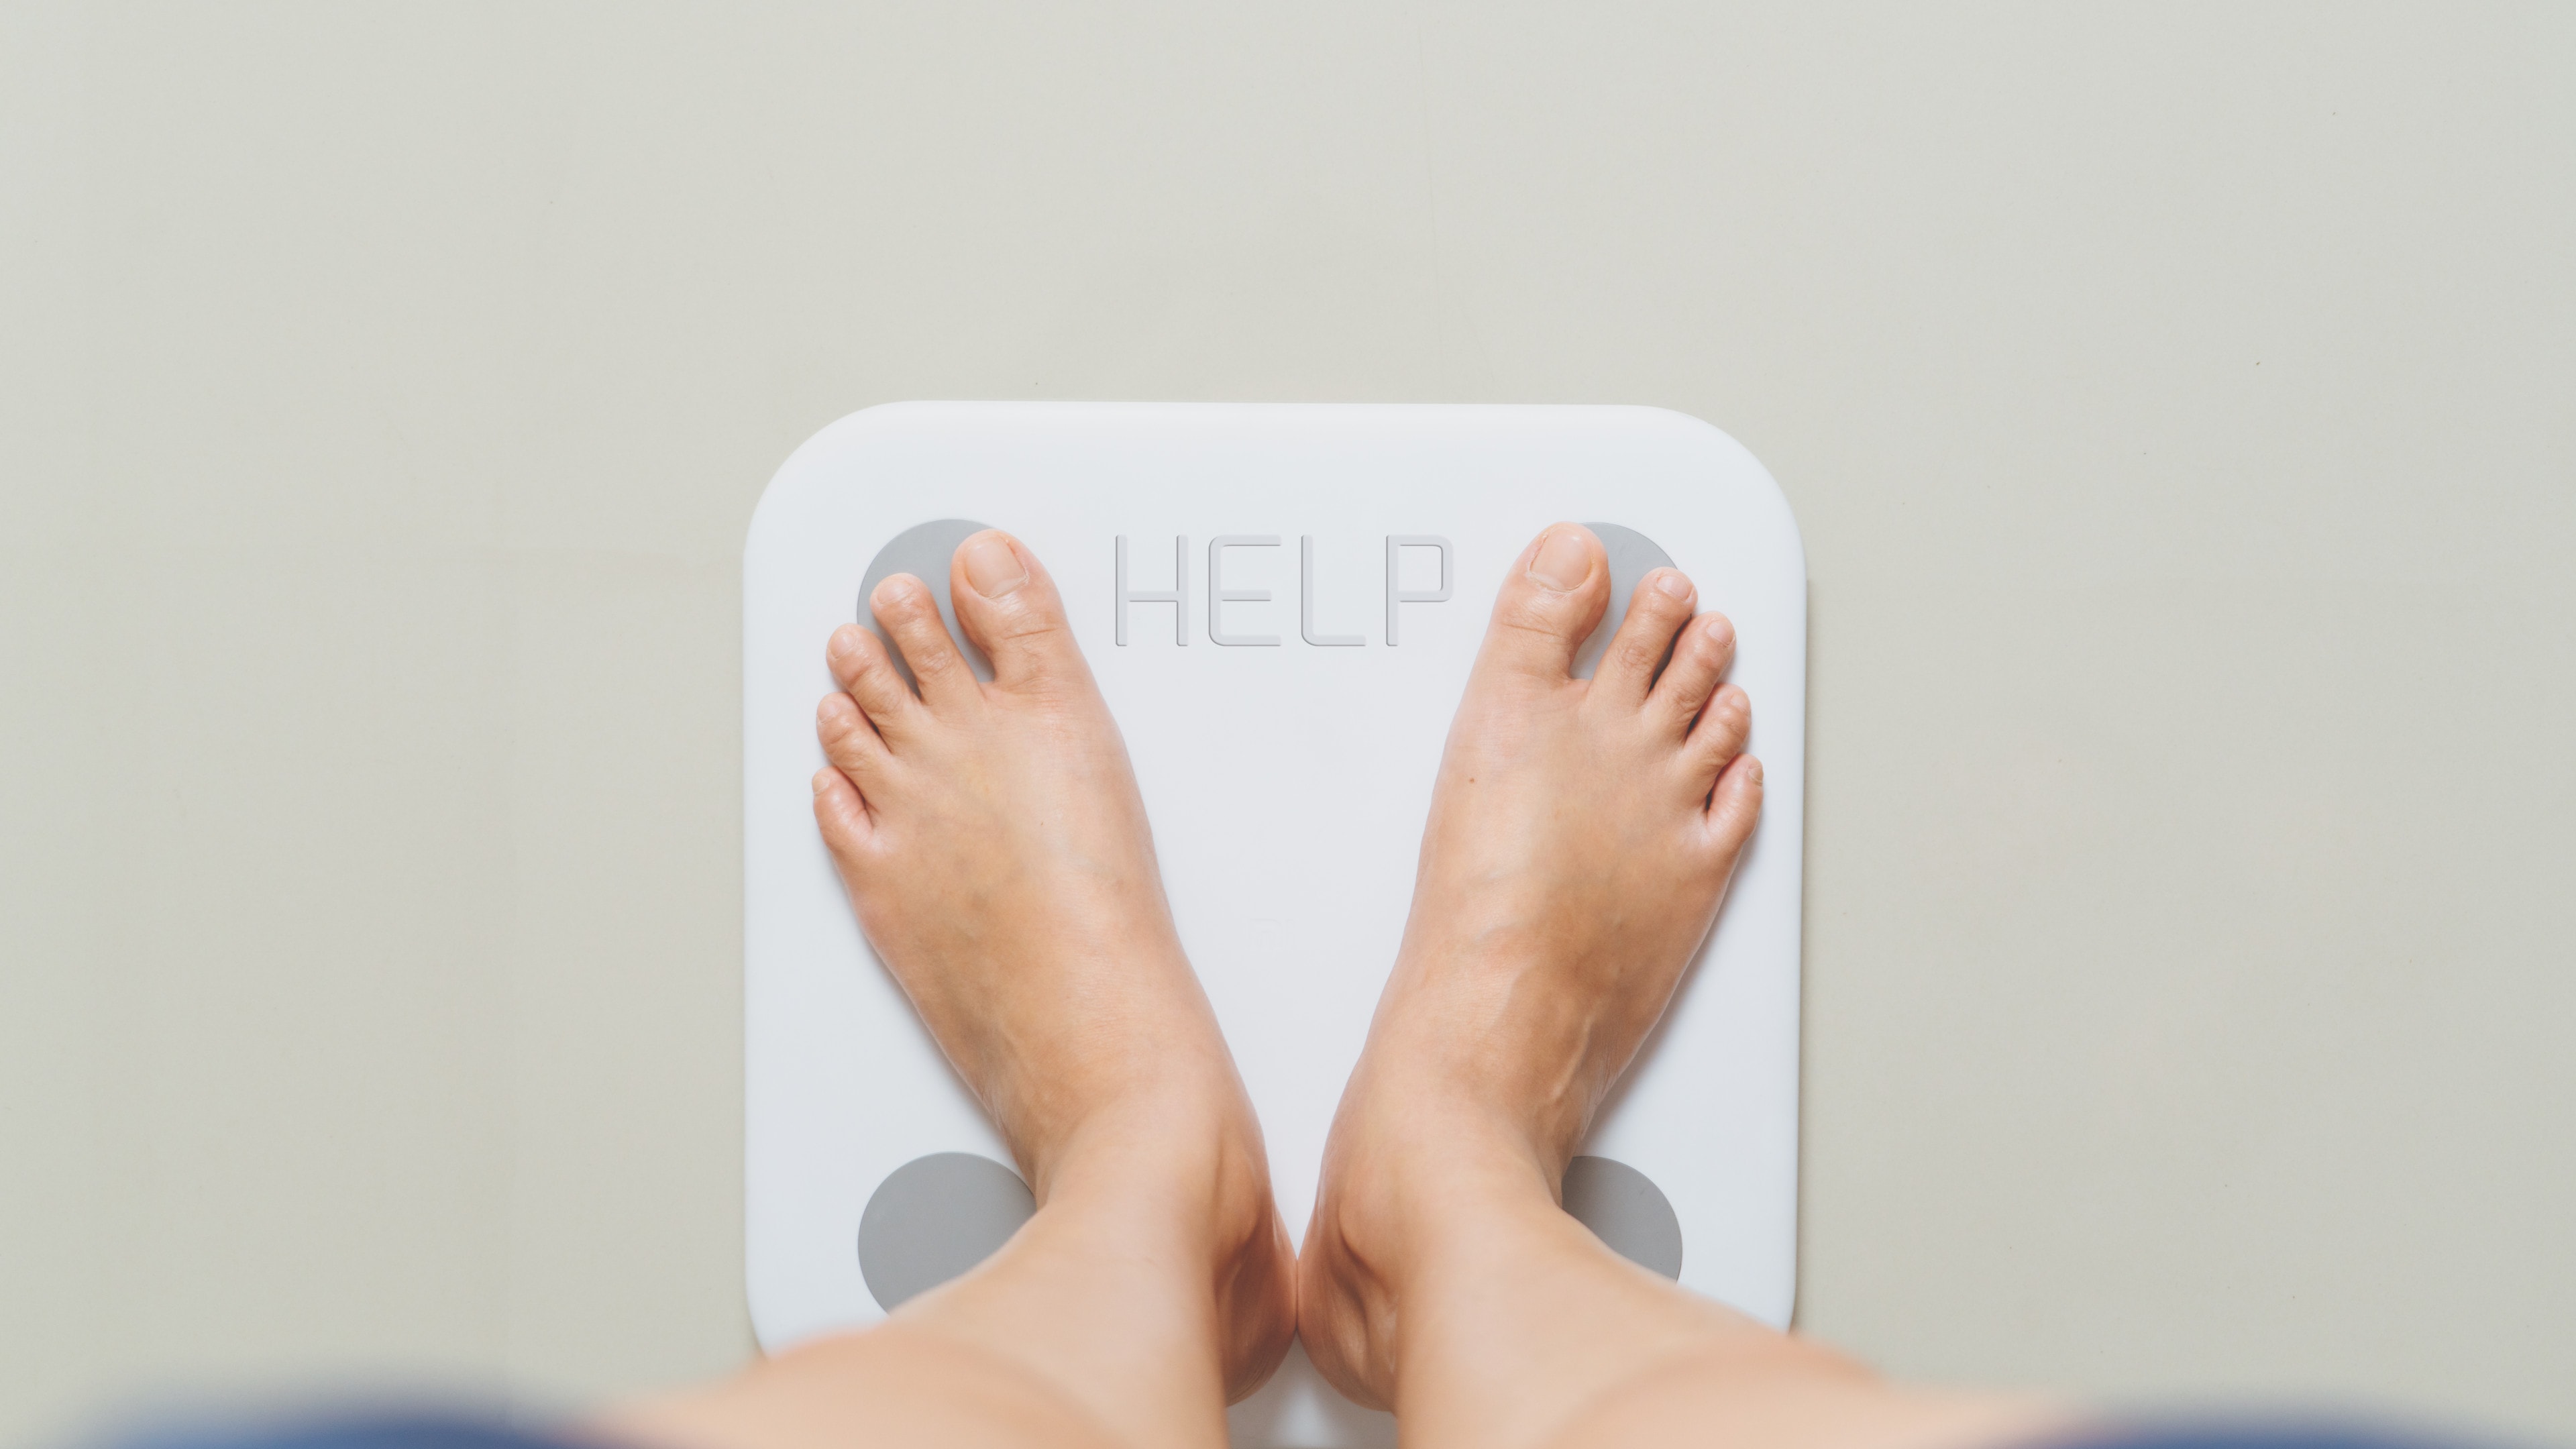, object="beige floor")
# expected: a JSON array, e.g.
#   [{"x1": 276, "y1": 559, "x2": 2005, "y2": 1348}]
[{"x1": 3, "y1": 3, "x2": 2570, "y2": 1445}]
